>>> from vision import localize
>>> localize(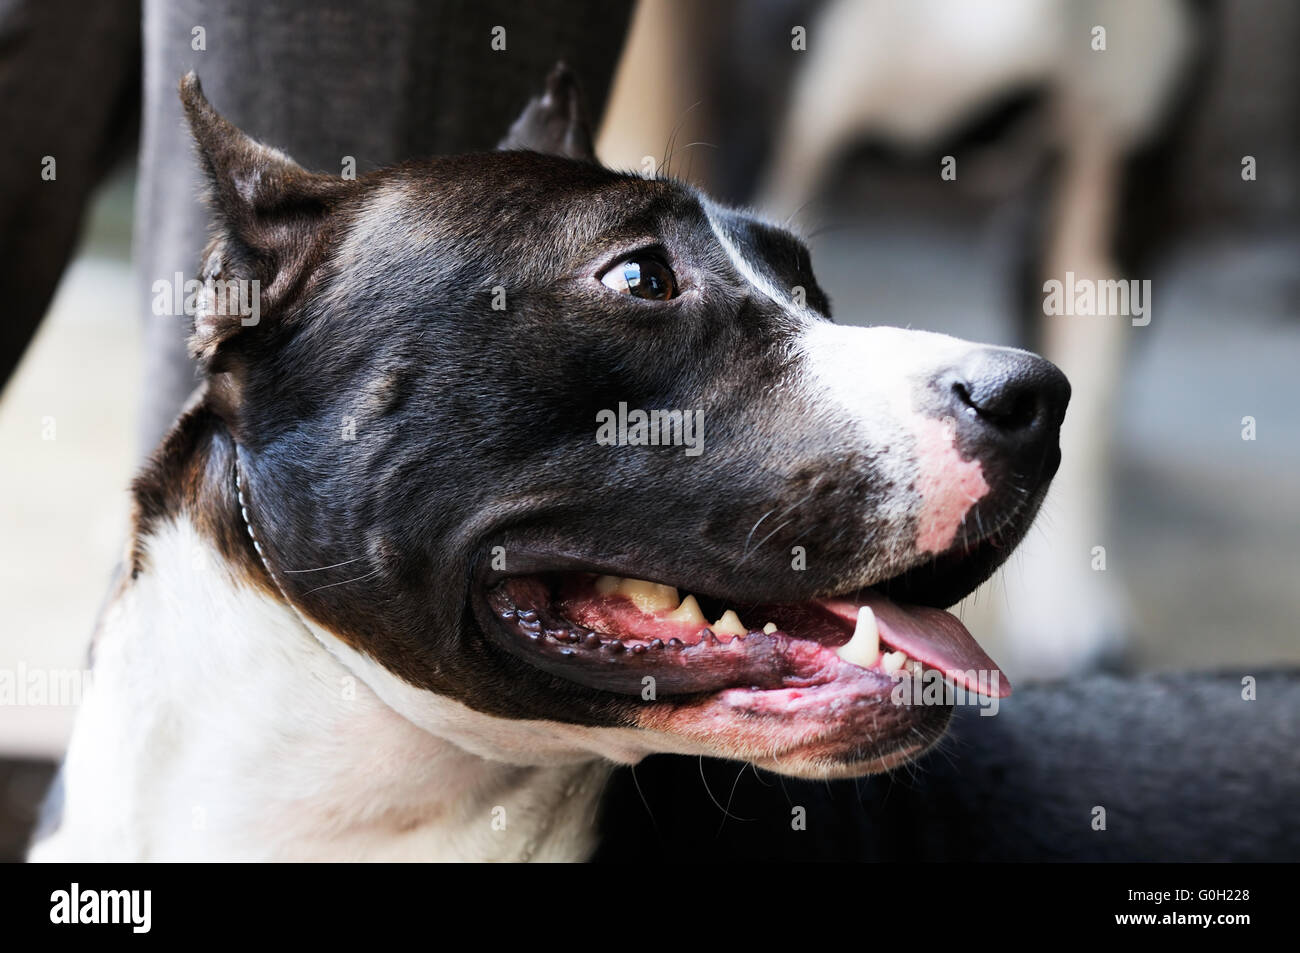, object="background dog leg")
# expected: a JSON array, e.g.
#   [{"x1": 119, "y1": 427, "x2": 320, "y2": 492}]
[{"x1": 988, "y1": 120, "x2": 1132, "y2": 679}]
